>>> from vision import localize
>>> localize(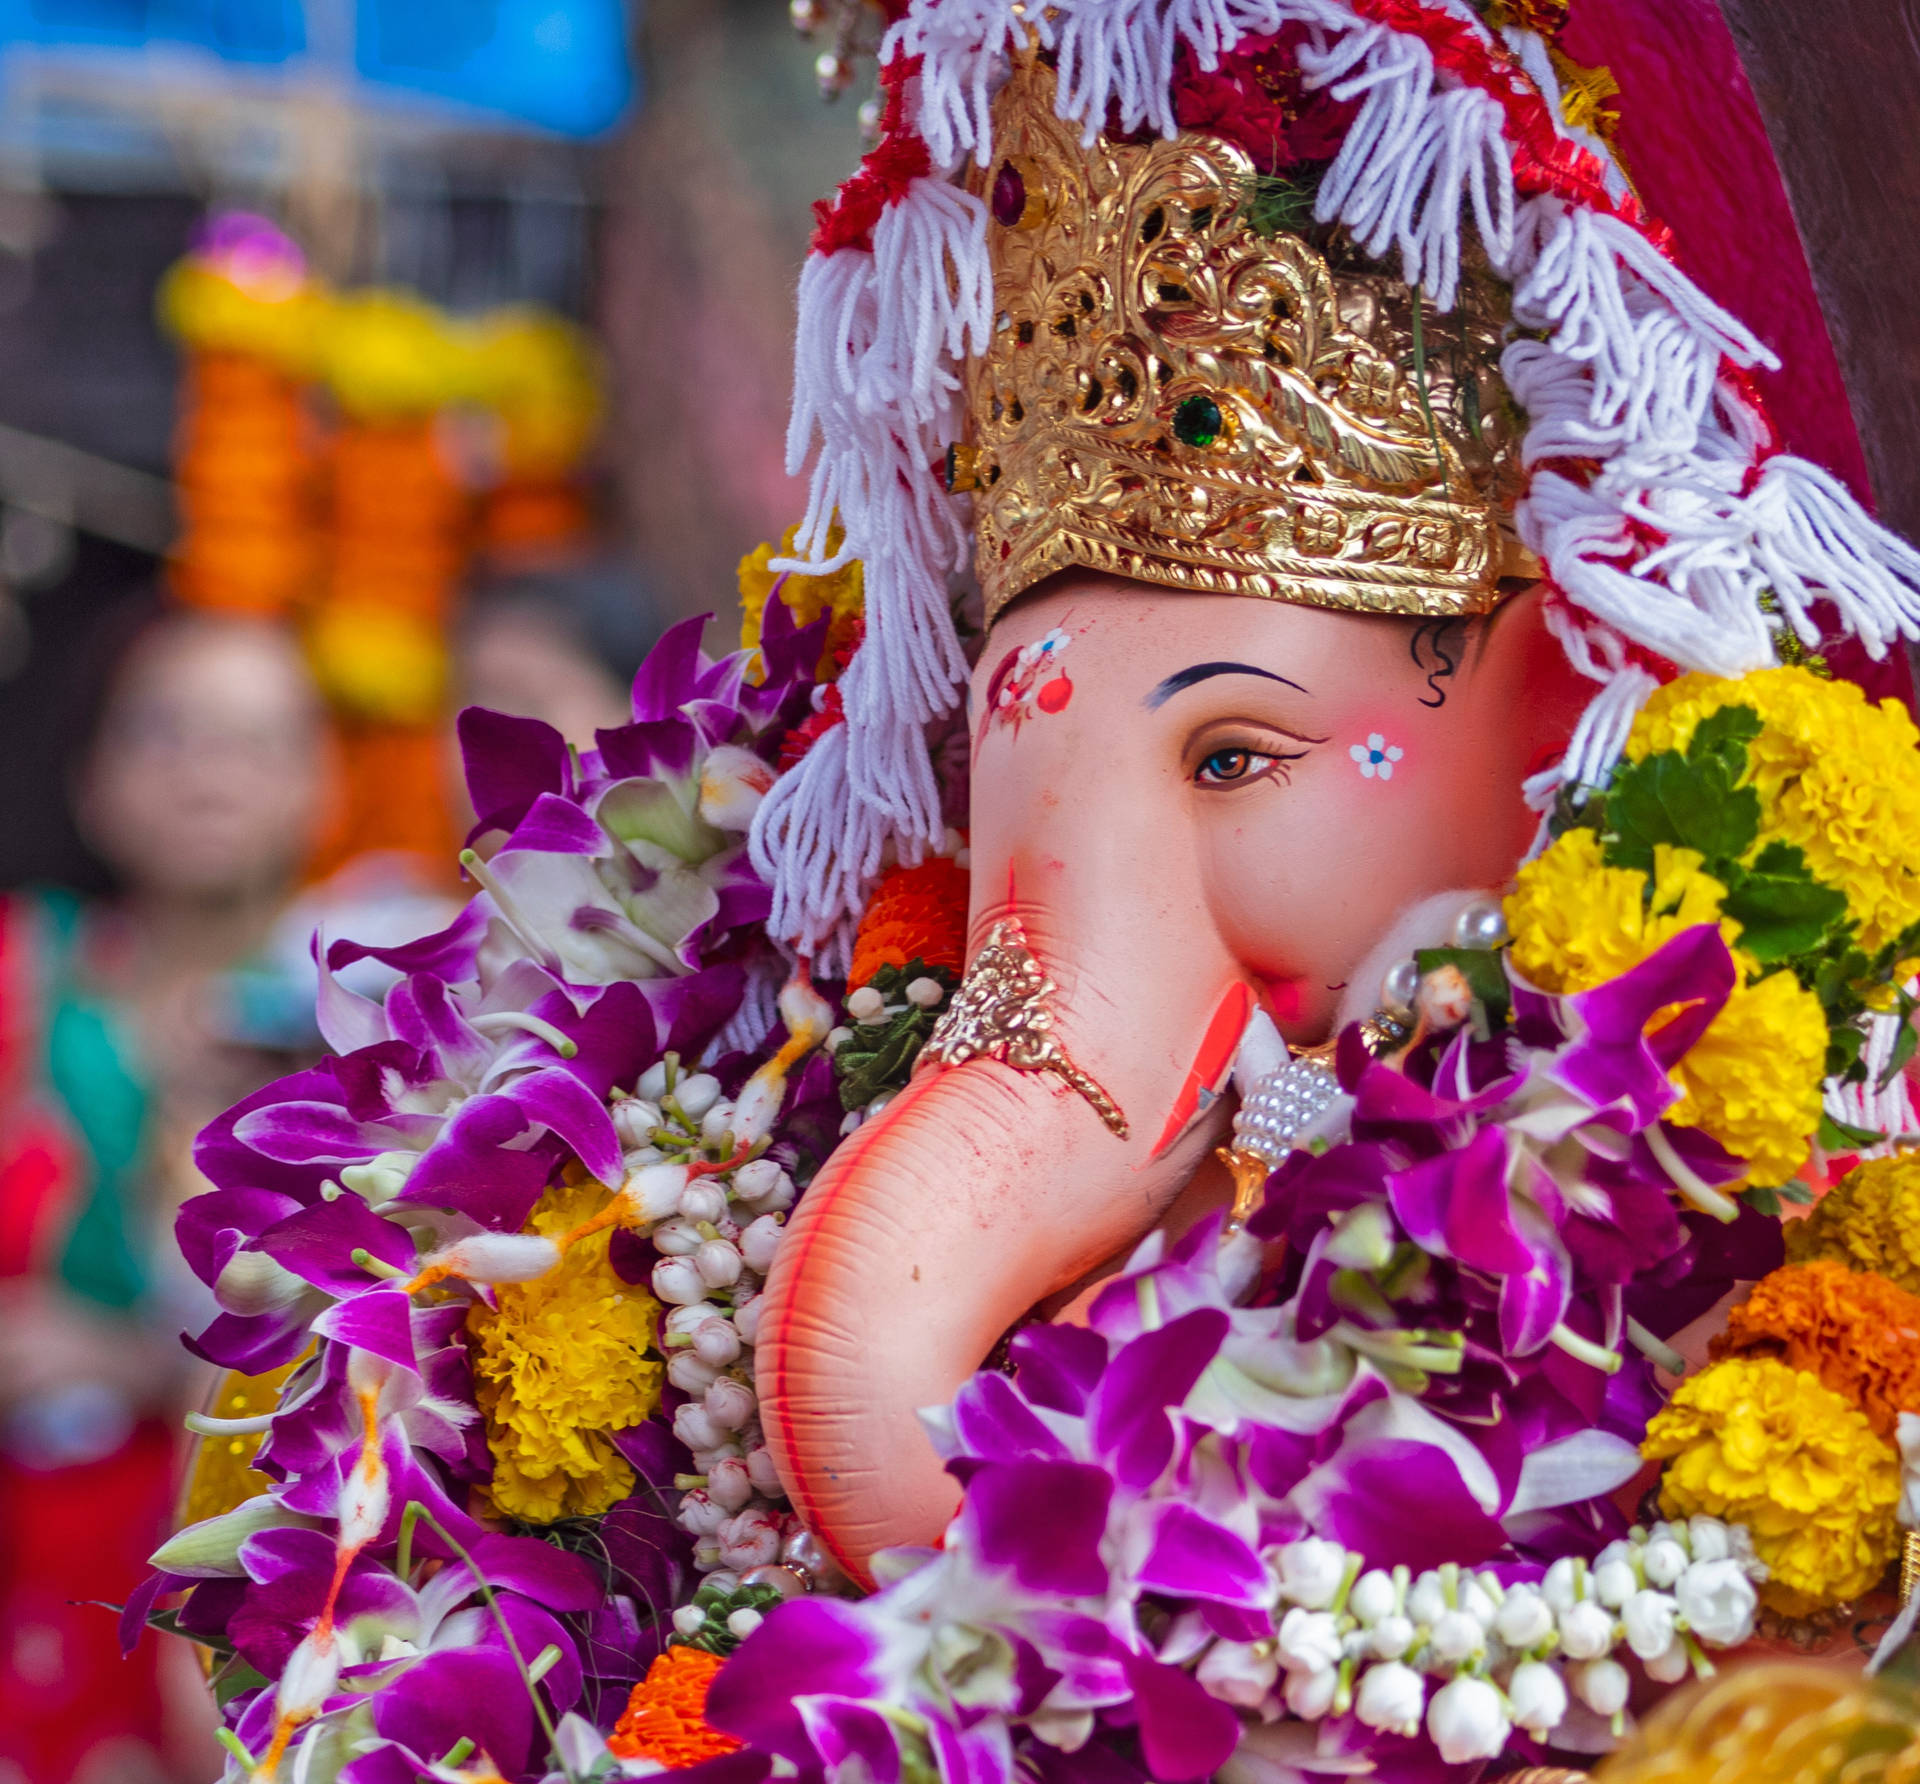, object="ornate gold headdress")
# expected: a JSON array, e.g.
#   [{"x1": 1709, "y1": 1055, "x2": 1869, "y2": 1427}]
[{"x1": 957, "y1": 52, "x2": 1533, "y2": 626}]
